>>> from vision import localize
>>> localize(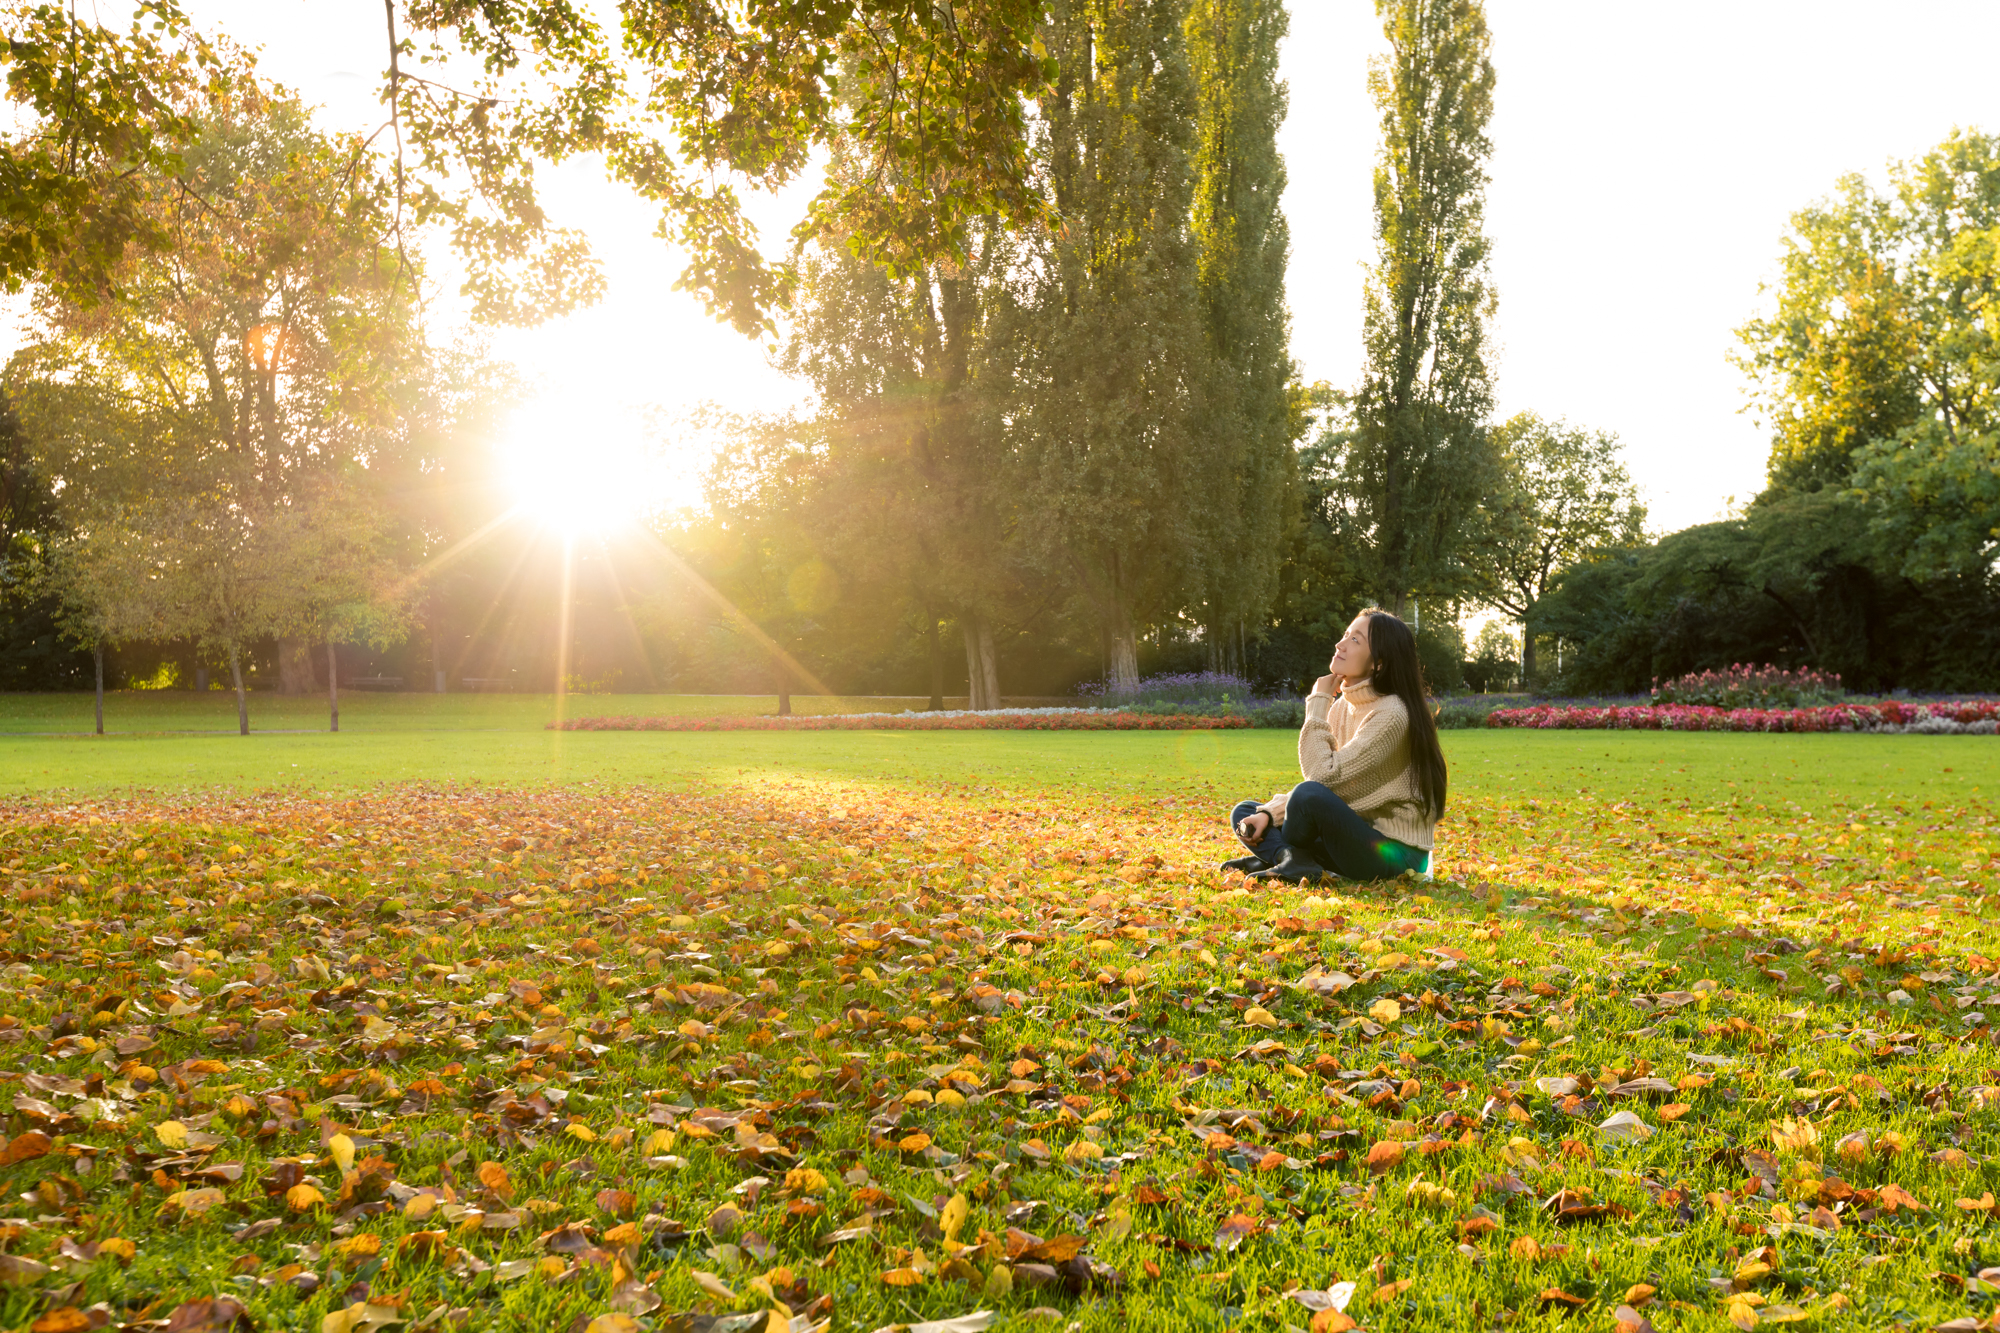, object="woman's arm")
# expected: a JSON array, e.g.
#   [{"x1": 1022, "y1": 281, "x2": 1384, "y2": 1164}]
[{"x1": 1298, "y1": 696, "x2": 1408, "y2": 792}]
